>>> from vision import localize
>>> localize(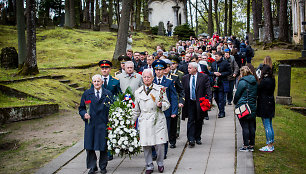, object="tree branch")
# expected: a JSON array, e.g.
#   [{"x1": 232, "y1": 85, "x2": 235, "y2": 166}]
[{"x1": 190, "y1": 1, "x2": 208, "y2": 24}]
